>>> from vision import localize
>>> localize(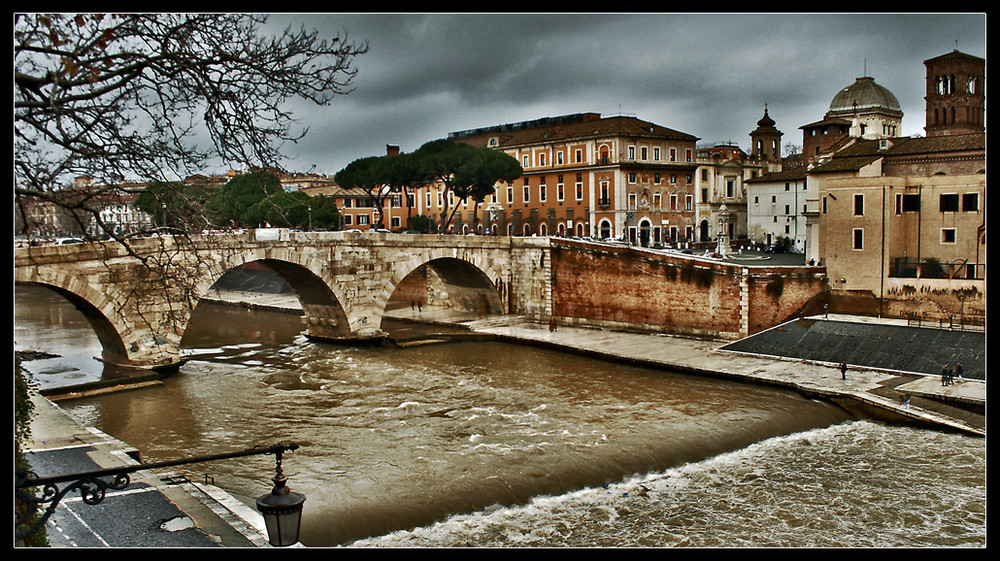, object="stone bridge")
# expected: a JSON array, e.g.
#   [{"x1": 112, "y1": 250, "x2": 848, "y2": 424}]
[
  {"x1": 15, "y1": 230, "x2": 829, "y2": 371},
  {"x1": 14, "y1": 231, "x2": 552, "y2": 370}
]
